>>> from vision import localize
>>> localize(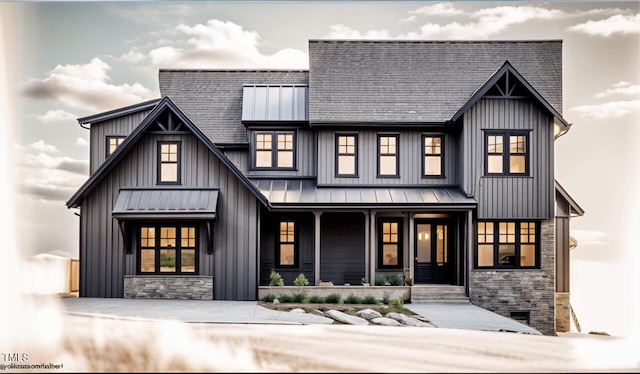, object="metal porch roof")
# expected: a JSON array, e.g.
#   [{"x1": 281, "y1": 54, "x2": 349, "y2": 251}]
[
  {"x1": 112, "y1": 188, "x2": 219, "y2": 219},
  {"x1": 251, "y1": 179, "x2": 476, "y2": 209}
]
